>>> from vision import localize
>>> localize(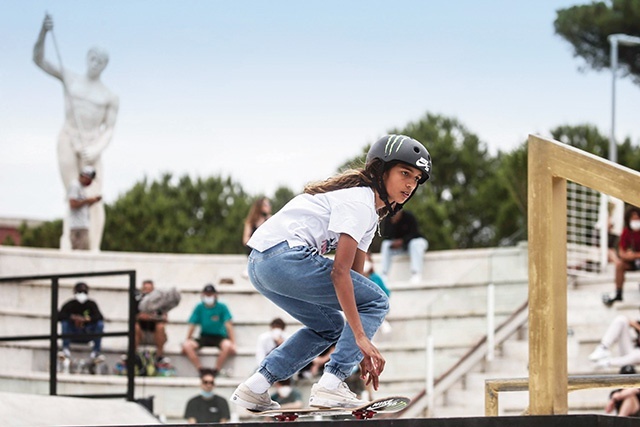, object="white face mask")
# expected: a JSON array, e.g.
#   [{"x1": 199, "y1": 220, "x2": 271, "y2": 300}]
[
  {"x1": 631, "y1": 220, "x2": 640, "y2": 231},
  {"x1": 271, "y1": 328, "x2": 284, "y2": 340},
  {"x1": 75, "y1": 292, "x2": 88, "y2": 304},
  {"x1": 202, "y1": 296, "x2": 216, "y2": 306}
]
